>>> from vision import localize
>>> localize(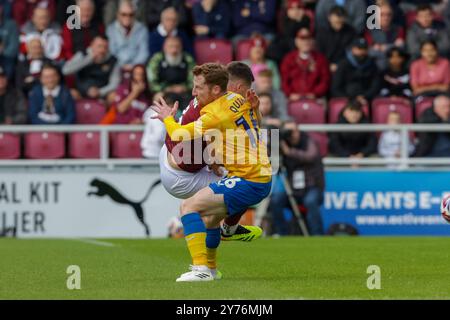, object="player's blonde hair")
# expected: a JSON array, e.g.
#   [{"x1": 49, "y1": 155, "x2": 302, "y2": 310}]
[{"x1": 192, "y1": 63, "x2": 229, "y2": 92}]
